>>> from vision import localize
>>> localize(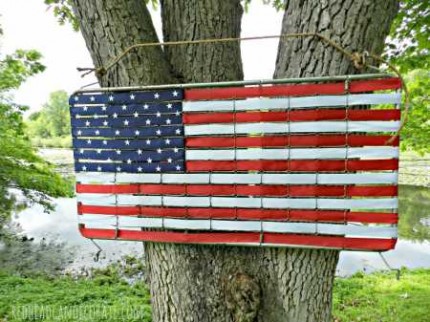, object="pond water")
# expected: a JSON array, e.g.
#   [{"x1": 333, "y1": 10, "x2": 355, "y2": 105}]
[{"x1": 14, "y1": 185, "x2": 430, "y2": 276}]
